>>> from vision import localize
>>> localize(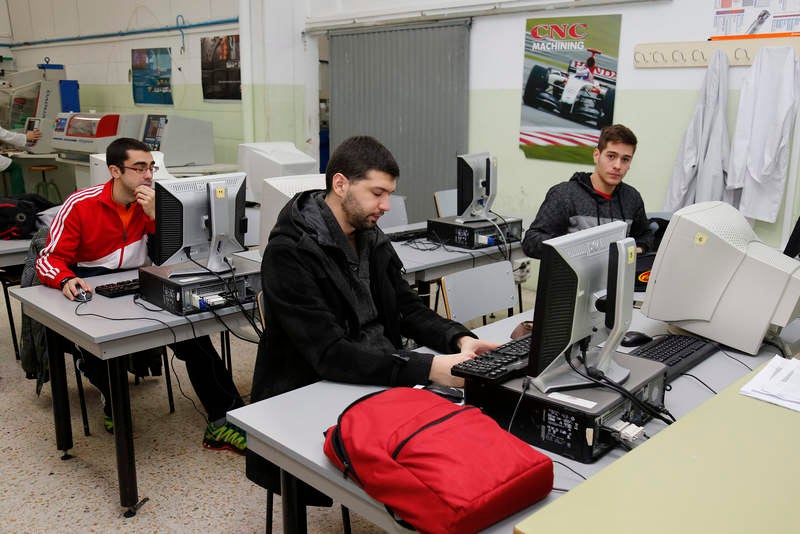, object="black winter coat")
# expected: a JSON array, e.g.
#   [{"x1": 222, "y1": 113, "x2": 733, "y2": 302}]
[{"x1": 250, "y1": 190, "x2": 474, "y2": 403}]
